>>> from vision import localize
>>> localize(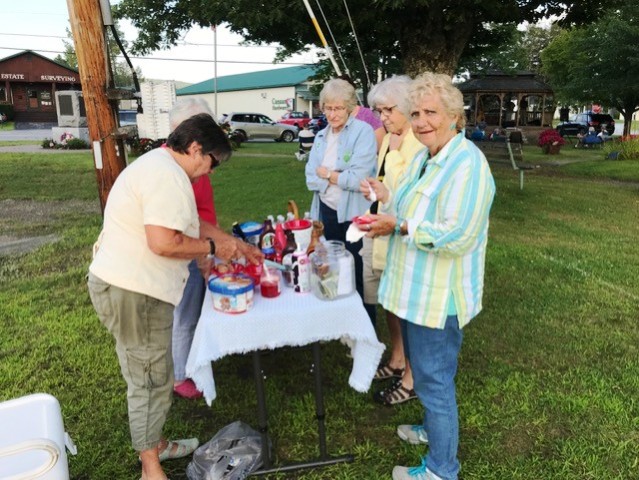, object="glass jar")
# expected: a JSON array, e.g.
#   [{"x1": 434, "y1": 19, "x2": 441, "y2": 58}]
[{"x1": 310, "y1": 240, "x2": 355, "y2": 300}]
